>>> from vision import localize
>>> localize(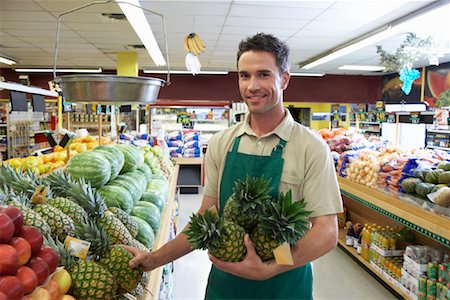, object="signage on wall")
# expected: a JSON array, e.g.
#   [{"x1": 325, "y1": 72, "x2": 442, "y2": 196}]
[
  {"x1": 387, "y1": 113, "x2": 396, "y2": 123},
  {"x1": 409, "y1": 112, "x2": 420, "y2": 124}
]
